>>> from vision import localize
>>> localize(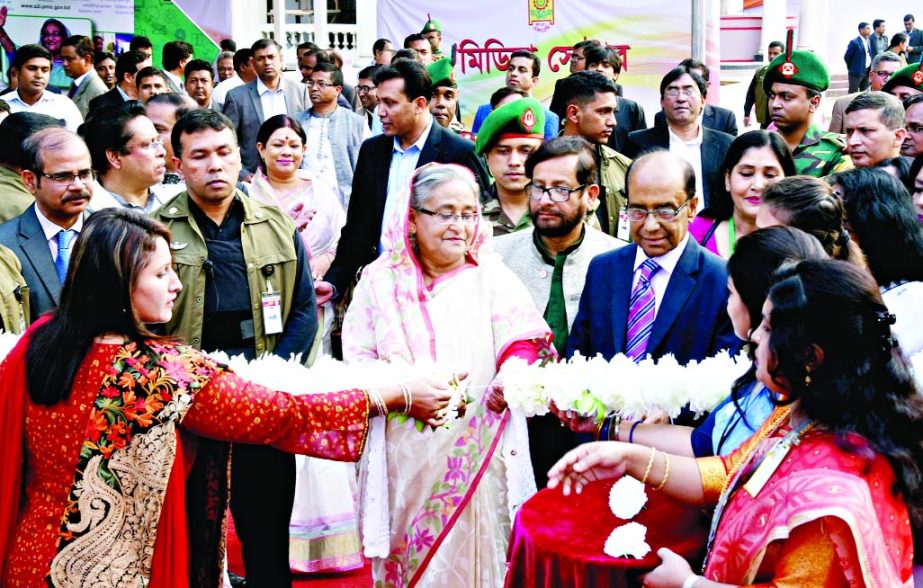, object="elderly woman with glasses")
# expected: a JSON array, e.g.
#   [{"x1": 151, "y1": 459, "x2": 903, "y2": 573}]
[{"x1": 342, "y1": 163, "x2": 553, "y2": 587}]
